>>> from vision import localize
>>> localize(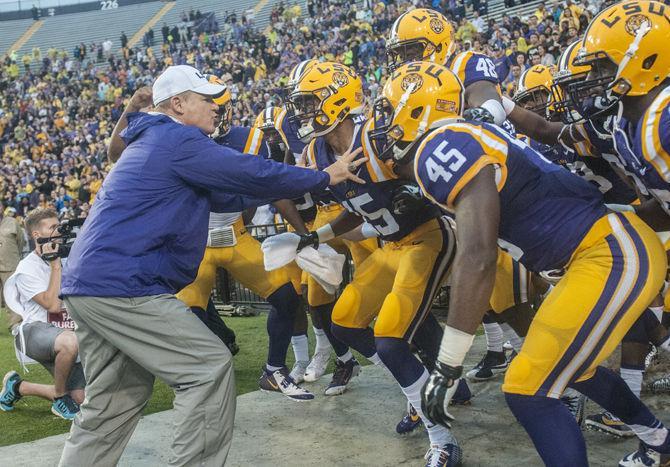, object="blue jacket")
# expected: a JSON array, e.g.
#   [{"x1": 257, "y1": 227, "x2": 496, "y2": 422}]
[{"x1": 61, "y1": 113, "x2": 330, "y2": 298}]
